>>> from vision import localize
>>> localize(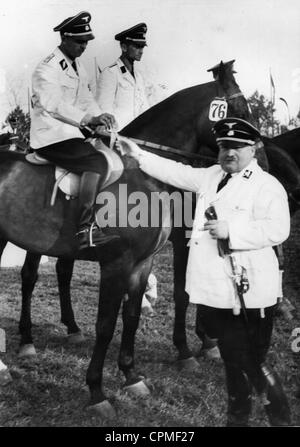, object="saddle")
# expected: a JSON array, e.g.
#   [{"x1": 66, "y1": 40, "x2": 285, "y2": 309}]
[{"x1": 25, "y1": 139, "x2": 124, "y2": 206}]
